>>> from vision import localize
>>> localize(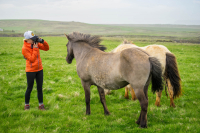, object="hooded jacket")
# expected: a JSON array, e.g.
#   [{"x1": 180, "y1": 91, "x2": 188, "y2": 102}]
[{"x1": 22, "y1": 40, "x2": 49, "y2": 72}]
